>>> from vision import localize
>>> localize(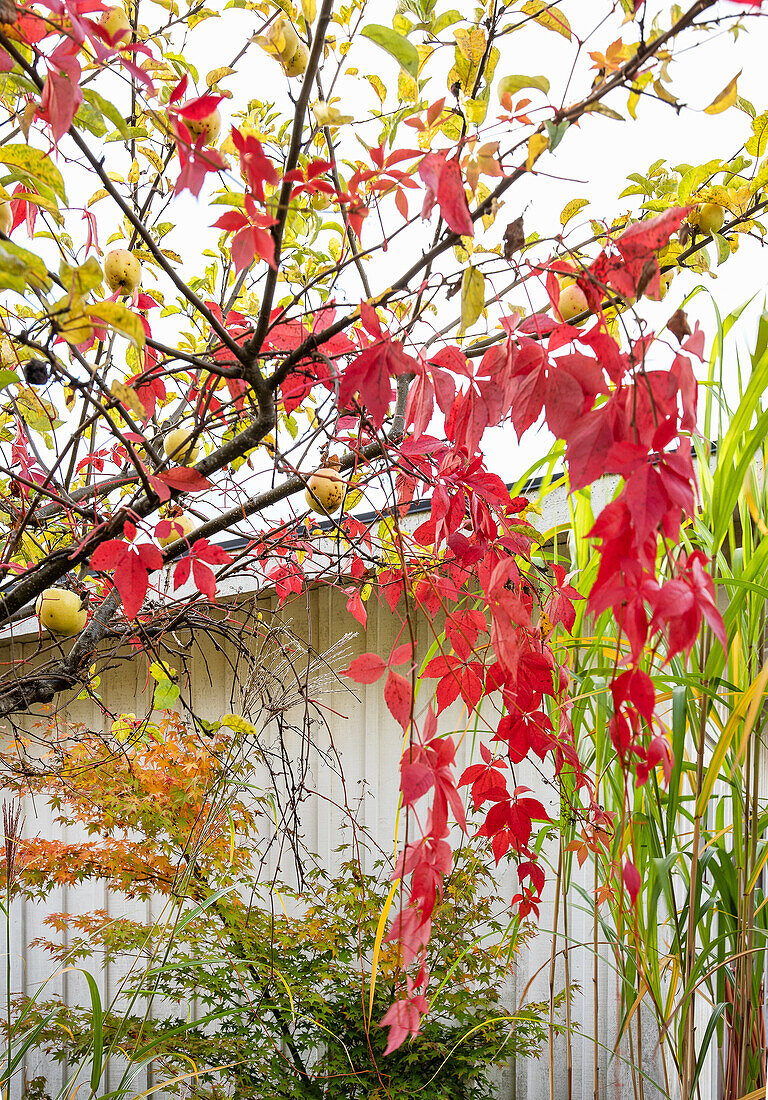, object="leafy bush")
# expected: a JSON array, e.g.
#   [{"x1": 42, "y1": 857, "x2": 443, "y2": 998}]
[{"x1": 6, "y1": 718, "x2": 557, "y2": 1097}]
